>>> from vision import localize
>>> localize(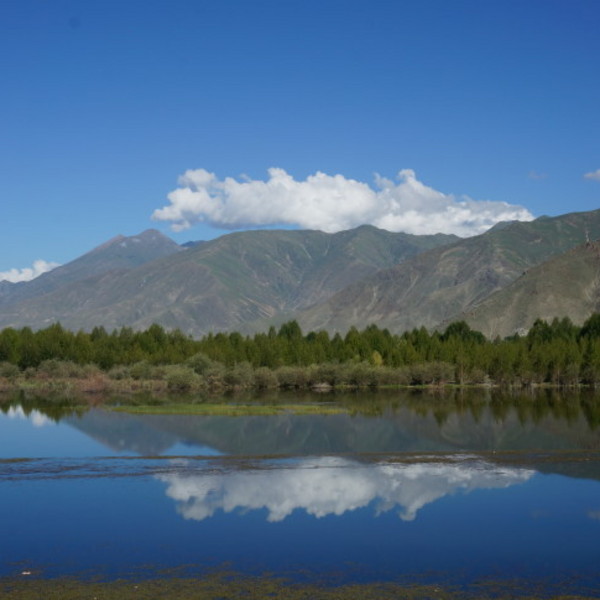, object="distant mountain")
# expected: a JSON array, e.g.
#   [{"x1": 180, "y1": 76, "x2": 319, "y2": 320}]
[
  {"x1": 0, "y1": 280, "x2": 14, "y2": 304},
  {"x1": 0, "y1": 226, "x2": 456, "y2": 334},
  {"x1": 180, "y1": 240, "x2": 207, "y2": 249},
  {"x1": 3, "y1": 209, "x2": 600, "y2": 337},
  {"x1": 292, "y1": 209, "x2": 600, "y2": 334},
  {"x1": 0, "y1": 229, "x2": 182, "y2": 309},
  {"x1": 458, "y1": 241, "x2": 600, "y2": 338}
]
